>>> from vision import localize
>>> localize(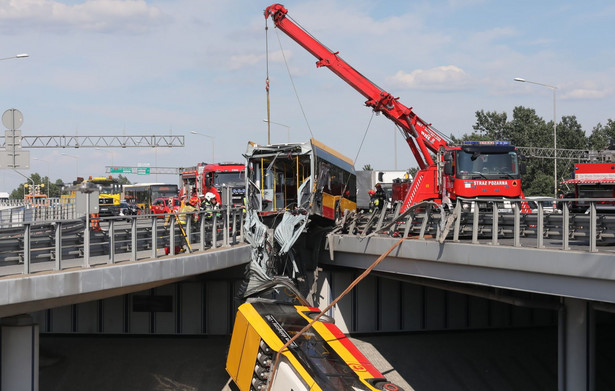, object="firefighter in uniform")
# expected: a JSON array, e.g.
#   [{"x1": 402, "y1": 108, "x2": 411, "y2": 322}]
[
  {"x1": 373, "y1": 183, "x2": 387, "y2": 210},
  {"x1": 179, "y1": 196, "x2": 198, "y2": 227},
  {"x1": 368, "y1": 189, "x2": 376, "y2": 213},
  {"x1": 203, "y1": 192, "x2": 220, "y2": 220}
]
